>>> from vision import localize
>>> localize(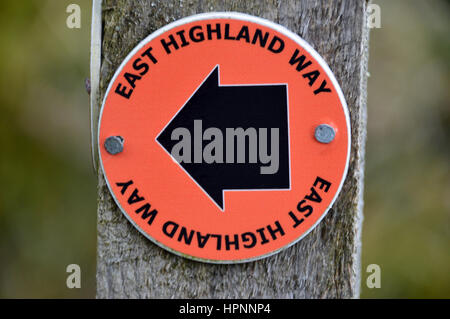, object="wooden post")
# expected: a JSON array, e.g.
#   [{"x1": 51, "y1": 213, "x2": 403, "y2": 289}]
[{"x1": 95, "y1": 0, "x2": 369, "y2": 298}]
